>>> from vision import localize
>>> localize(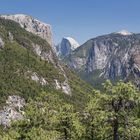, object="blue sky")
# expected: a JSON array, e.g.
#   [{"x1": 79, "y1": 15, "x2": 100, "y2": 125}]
[{"x1": 0, "y1": 0, "x2": 140, "y2": 44}]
